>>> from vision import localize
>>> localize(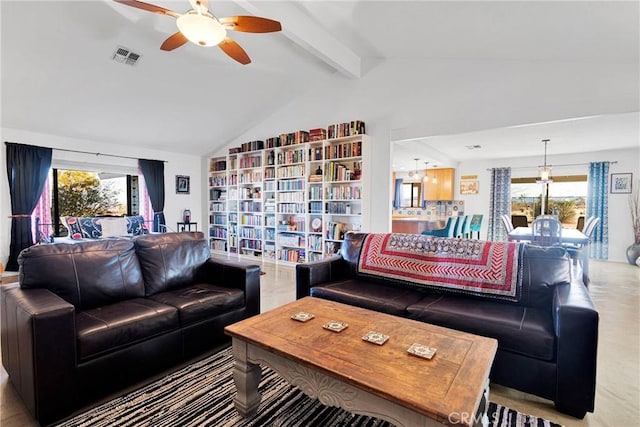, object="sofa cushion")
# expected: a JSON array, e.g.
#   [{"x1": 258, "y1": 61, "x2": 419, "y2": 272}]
[
  {"x1": 18, "y1": 239, "x2": 145, "y2": 310},
  {"x1": 62, "y1": 217, "x2": 102, "y2": 239},
  {"x1": 148, "y1": 283, "x2": 244, "y2": 326},
  {"x1": 407, "y1": 295, "x2": 555, "y2": 361},
  {"x1": 126, "y1": 216, "x2": 149, "y2": 236},
  {"x1": 310, "y1": 279, "x2": 426, "y2": 316},
  {"x1": 134, "y1": 232, "x2": 210, "y2": 296},
  {"x1": 76, "y1": 298, "x2": 179, "y2": 361},
  {"x1": 519, "y1": 245, "x2": 572, "y2": 308},
  {"x1": 100, "y1": 218, "x2": 128, "y2": 237}
]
